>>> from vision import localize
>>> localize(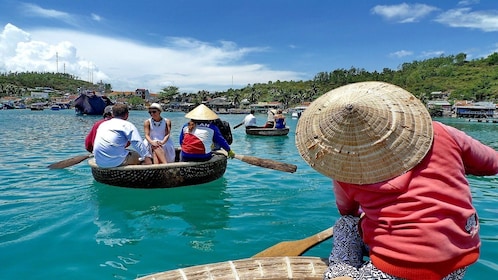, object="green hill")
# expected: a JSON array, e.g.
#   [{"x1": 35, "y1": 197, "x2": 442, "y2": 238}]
[{"x1": 2, "y1": 52, "x2": 498, "y2": 107}]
